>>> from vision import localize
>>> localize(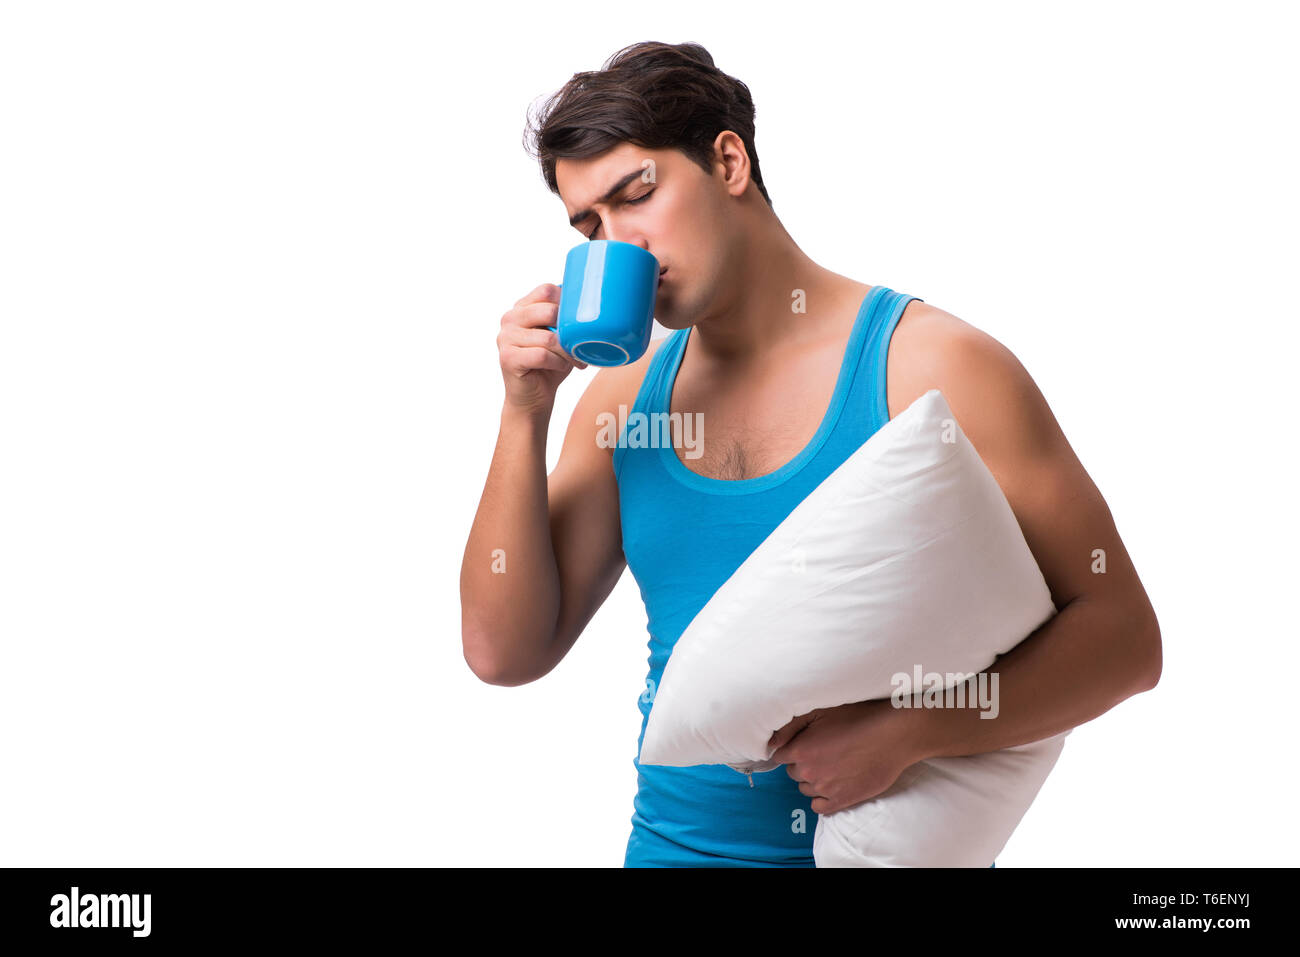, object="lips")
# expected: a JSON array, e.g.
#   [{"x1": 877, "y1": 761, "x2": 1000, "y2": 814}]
[{"x1": 659, "y1": 267, "x2": 668, "y2": 286}]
